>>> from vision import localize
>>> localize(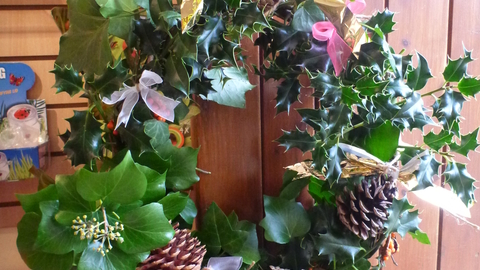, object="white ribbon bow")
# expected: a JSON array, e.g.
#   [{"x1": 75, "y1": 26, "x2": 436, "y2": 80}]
[{"x1": 102, "y1": 70, "x2": 180, "y2": 130}]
